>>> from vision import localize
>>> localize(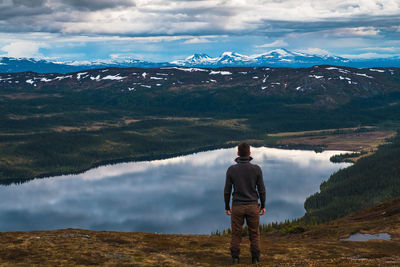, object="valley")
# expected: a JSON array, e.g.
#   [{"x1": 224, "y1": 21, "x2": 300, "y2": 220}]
[
  {"x1": 1, "y1": 65, "x2": 400, "y2": 266},
  {"x1": 1, "y1": 65, "x2": 400, "y2": 183}
]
